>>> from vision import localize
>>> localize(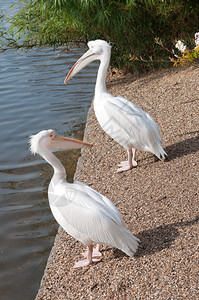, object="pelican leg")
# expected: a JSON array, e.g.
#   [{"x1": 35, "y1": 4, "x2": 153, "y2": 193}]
[
  {"x1": 132, "y1": 148, "x2": 138, "y2": 167},
  {"x1": 117, "y1": 149, "x2": 134, "y2": 172},
  {"x1": 81, "y1": 243, "x2": 102, "y2": 258},
  {"x1": 73, "y1": 245, "x2": 100, "y2": 268}
]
